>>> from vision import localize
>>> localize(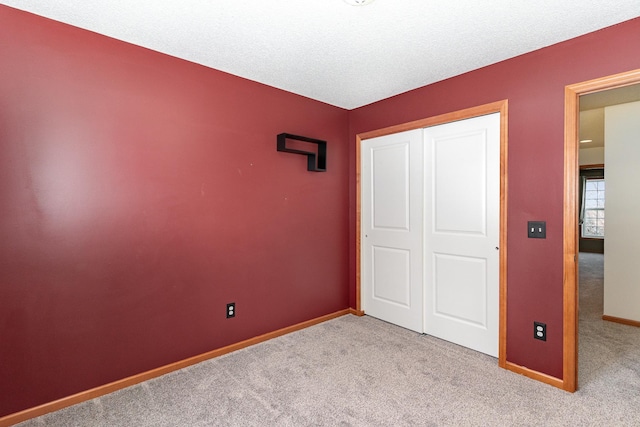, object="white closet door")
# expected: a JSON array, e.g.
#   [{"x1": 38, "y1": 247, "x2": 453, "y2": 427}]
[
  {"x1": 361, "y1": 129, "x2": 424, "y2": 333},
  {"x1": 423, "y1": 113, "x2": 500, "y2": 357}
]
